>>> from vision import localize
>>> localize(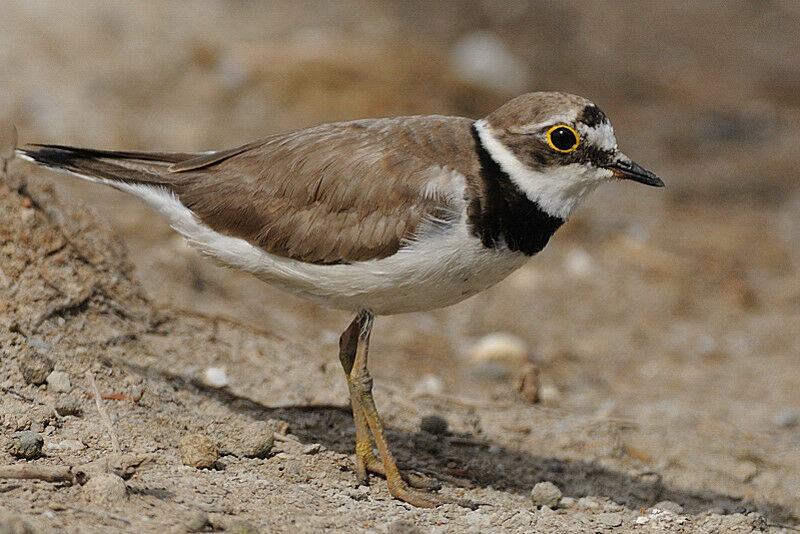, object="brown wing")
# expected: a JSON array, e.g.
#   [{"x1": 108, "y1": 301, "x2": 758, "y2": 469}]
[
  {"x1": 18, "y1": 116, "x2": 482, "y2": 265},
  {"x1": 166, "y1": 116, "x2": 481, "y2": 264}
]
